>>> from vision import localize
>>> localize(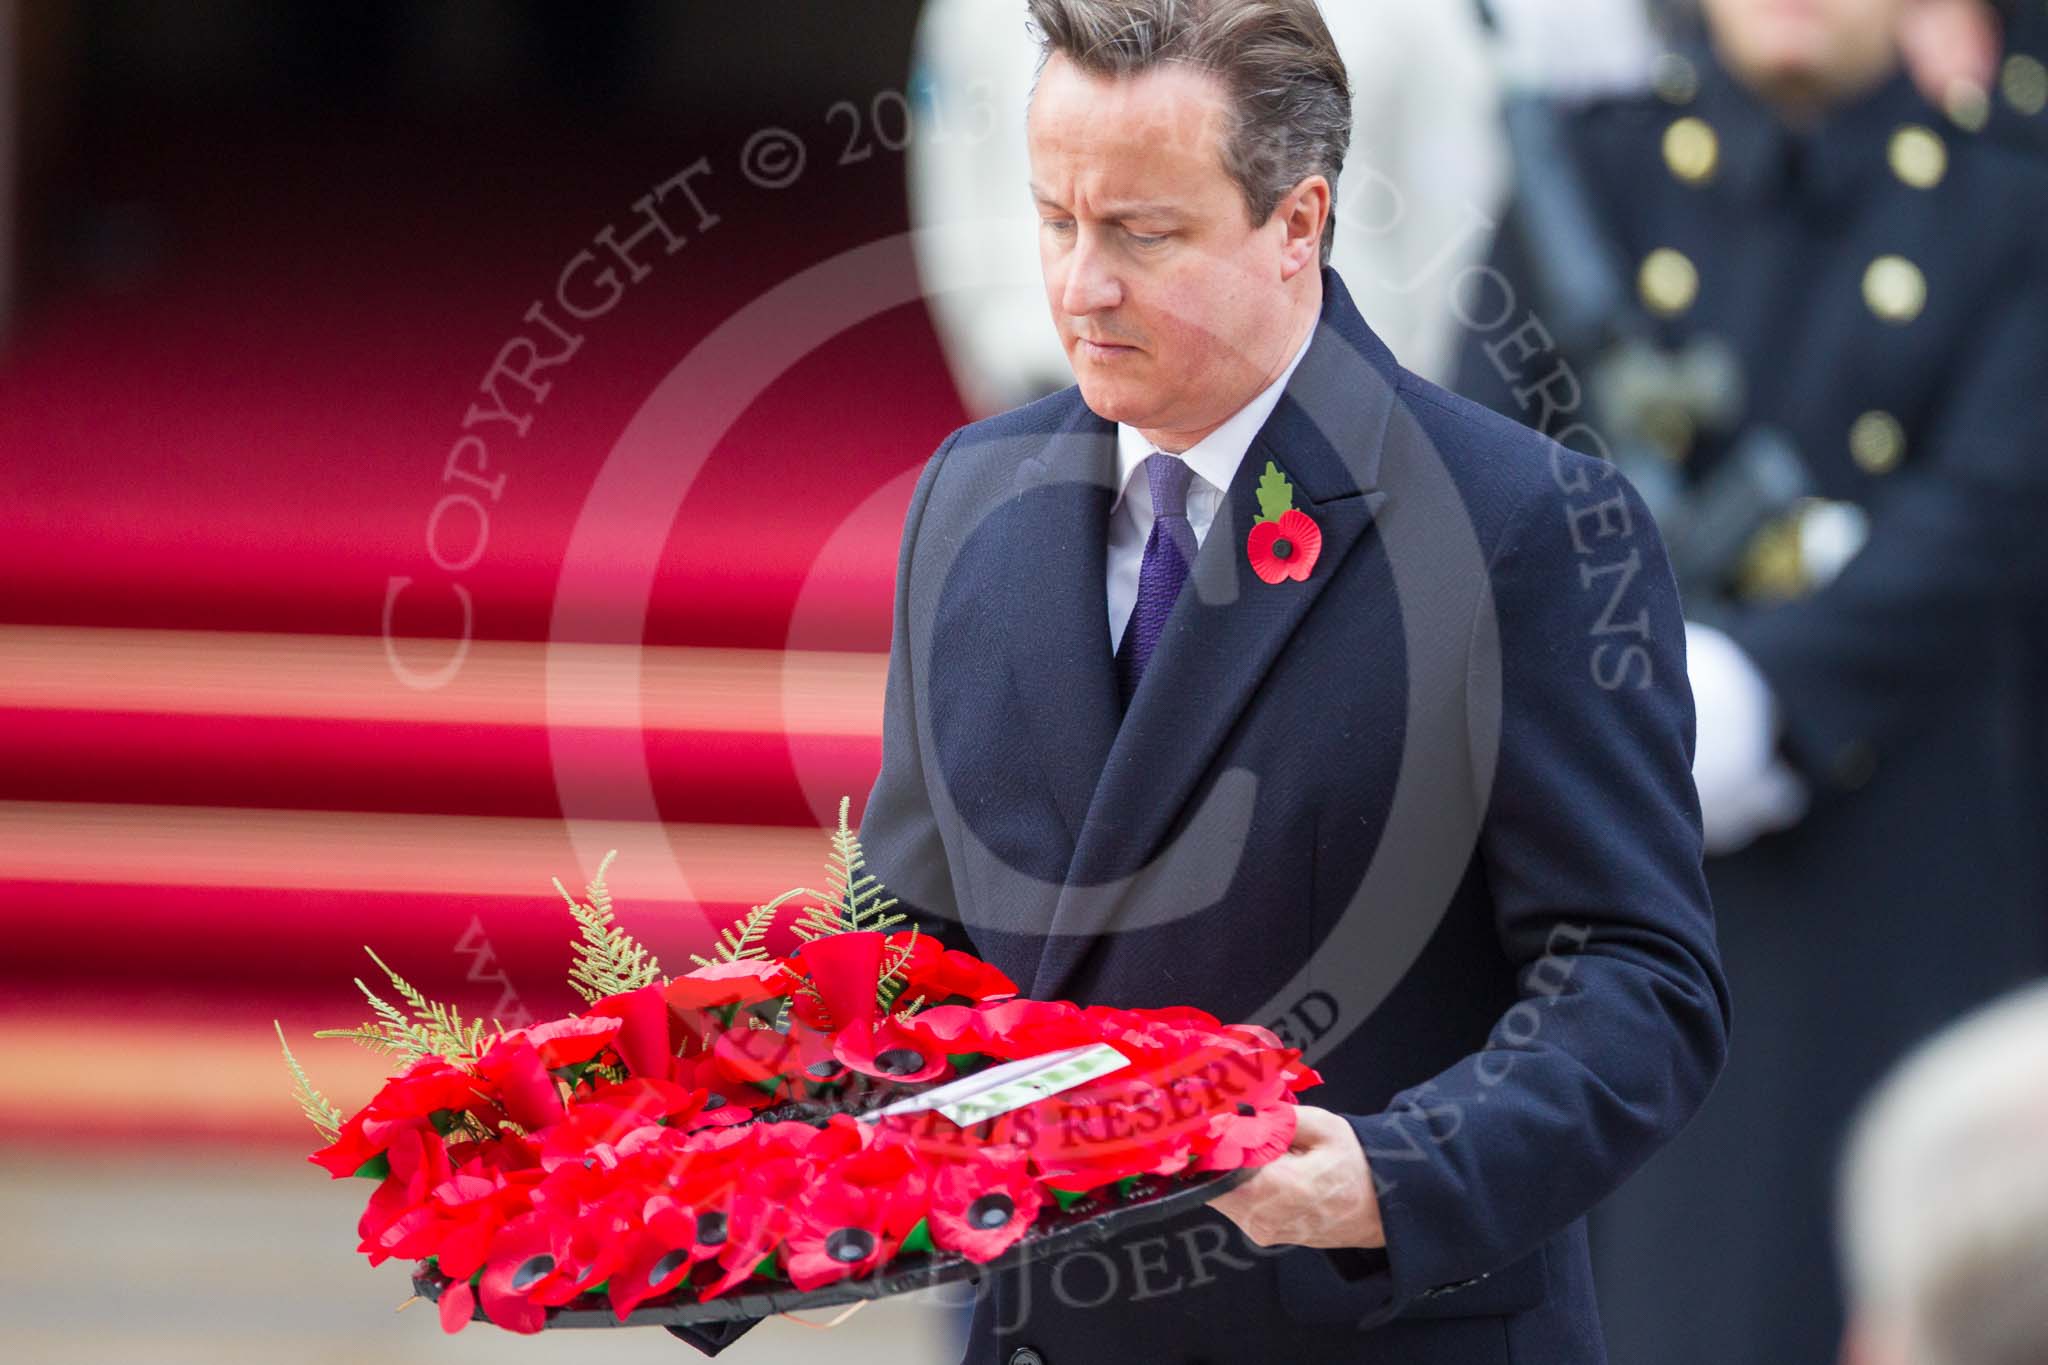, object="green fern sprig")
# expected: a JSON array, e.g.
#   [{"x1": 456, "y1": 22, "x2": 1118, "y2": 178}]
[
  {"x1": 312, "y1": 1024, "x2": 425, "y2": 1061},
  {"x1": 874, "y1": 925, "x2": 919, "y2": 1012},
  {"x1": 320, "y1": 974, "x2": 443, "y2": 1063},
  {"x1": 791, "y1": 798, "x2": 908, "y2": 942},
  {"x1": 688, "y1": 888, "x2": 804, "y2": 969},
  {"x1": 558, "y1": 849, "x2": 663, "y2": 1003},
  {"x1": 362, "y1": 948, "x2": 487, "y2": 1058},
  {"x1": 275, "y1": 1021, "x2": 343, "y2": 1143}
]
